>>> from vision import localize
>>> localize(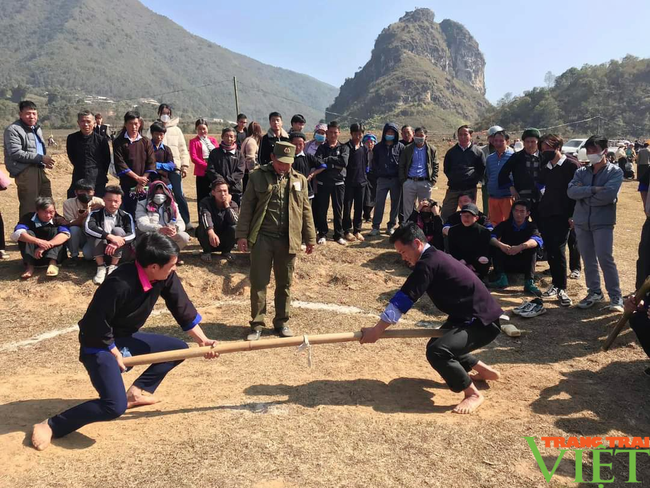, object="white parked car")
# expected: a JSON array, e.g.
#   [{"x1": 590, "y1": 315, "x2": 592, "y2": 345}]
[{"x1": 561, "y1": 138, "x2": 587, "y2": 157}]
